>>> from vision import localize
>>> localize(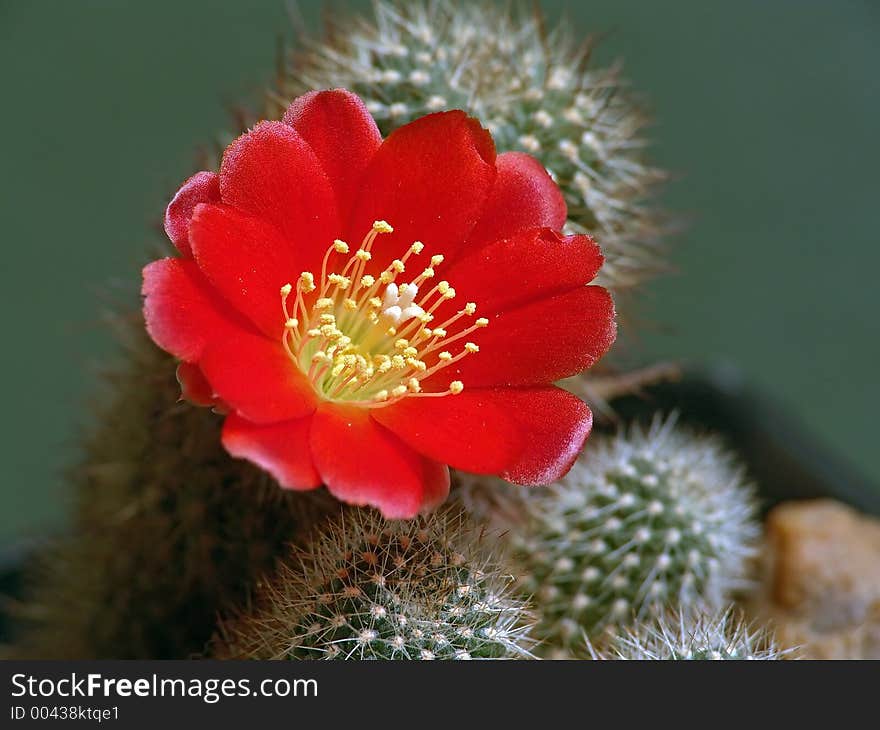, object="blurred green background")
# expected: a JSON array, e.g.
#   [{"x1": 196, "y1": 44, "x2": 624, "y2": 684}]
[{"x1": 1, "y1": 0, "x2": 878, "y2": 540}]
